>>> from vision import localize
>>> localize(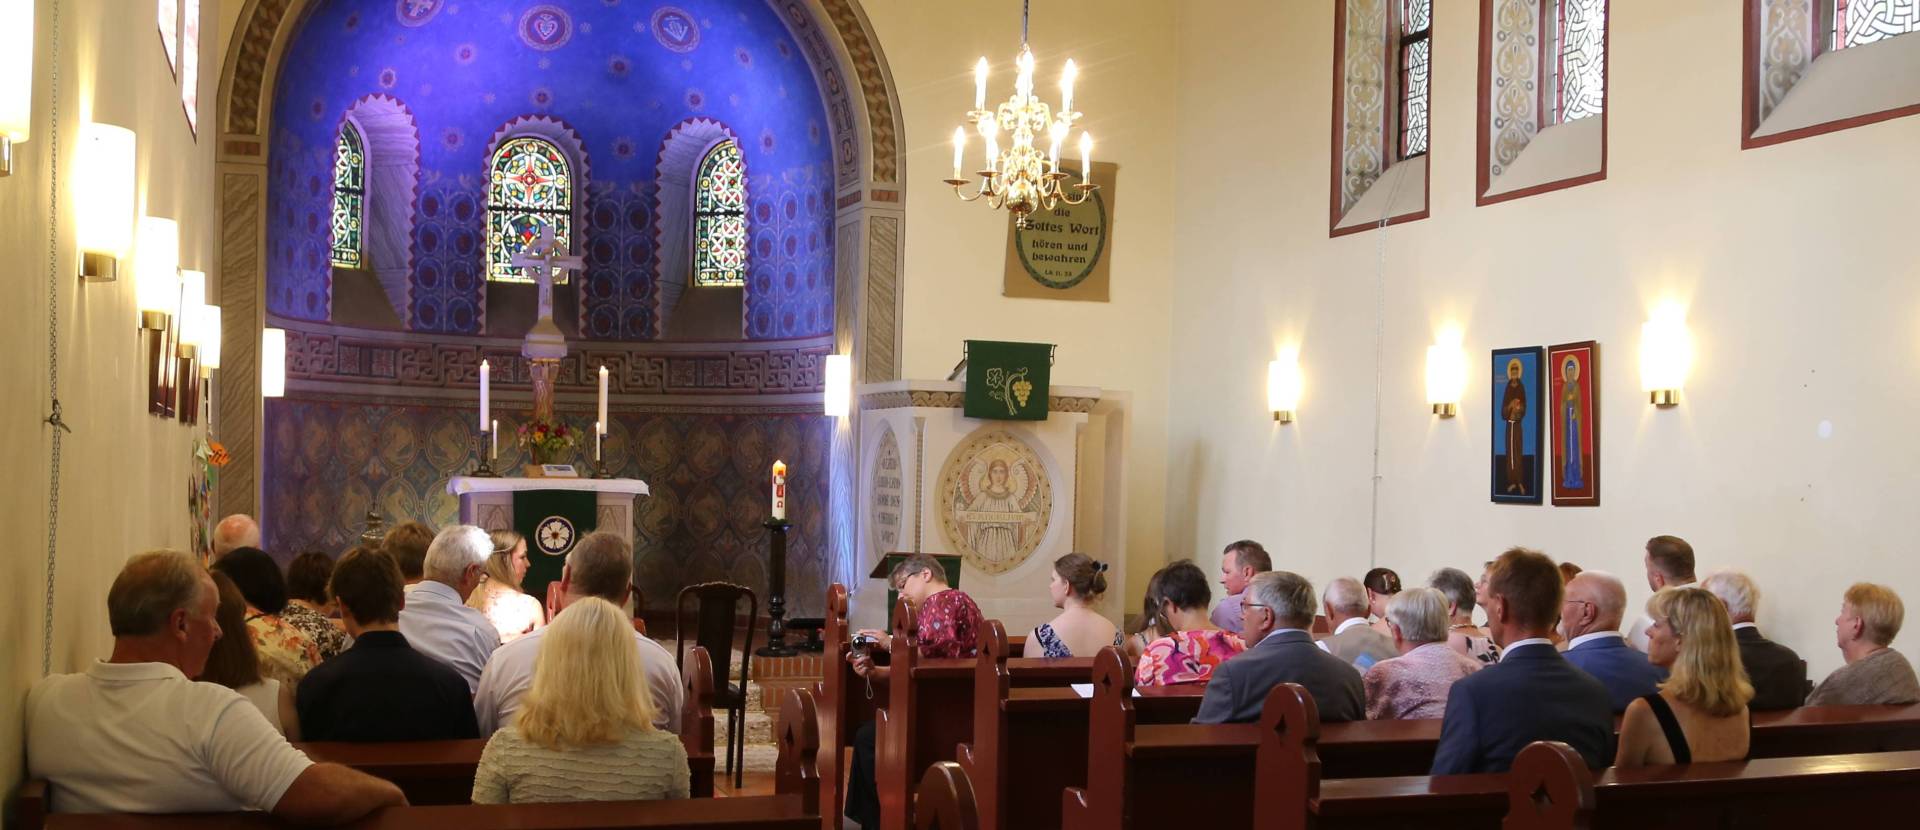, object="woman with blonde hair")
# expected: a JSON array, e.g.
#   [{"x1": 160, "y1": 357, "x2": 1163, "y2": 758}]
[
  {"x1": 1615, "y1": 587, "x2": 1754, "y2": 767},
  {"x1": 466, "y1": 530, "x2": 546, "y2": 644},
  {"x1": 472, "y1": 597, "x2": 688, "y2": 803}
]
